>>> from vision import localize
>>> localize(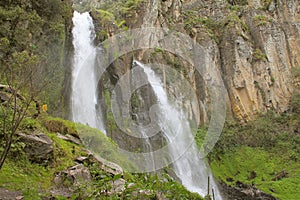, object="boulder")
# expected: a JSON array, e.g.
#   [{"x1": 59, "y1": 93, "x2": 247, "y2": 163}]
[
  {"x1": 0, "y1": 92, "x2": 10, "y2": 103},
  {"x1": 105, "y1": 178, "x2": 126, "y2": 195},
  {"x1": 90, "y1": 153, "x2": 123, "y2": 176},
  {"x1": 56, "y1": 133, "x2": 81, "y2": 145},
  {"x1": 221, "y1": 181, "x2": 277, "y2": 200},
  {"x1": 18, "y1": 132, "x2": 53, "y2": 164},
  {"x1": 53, "y1": 164, "x2": 91, "y2": 187}
]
